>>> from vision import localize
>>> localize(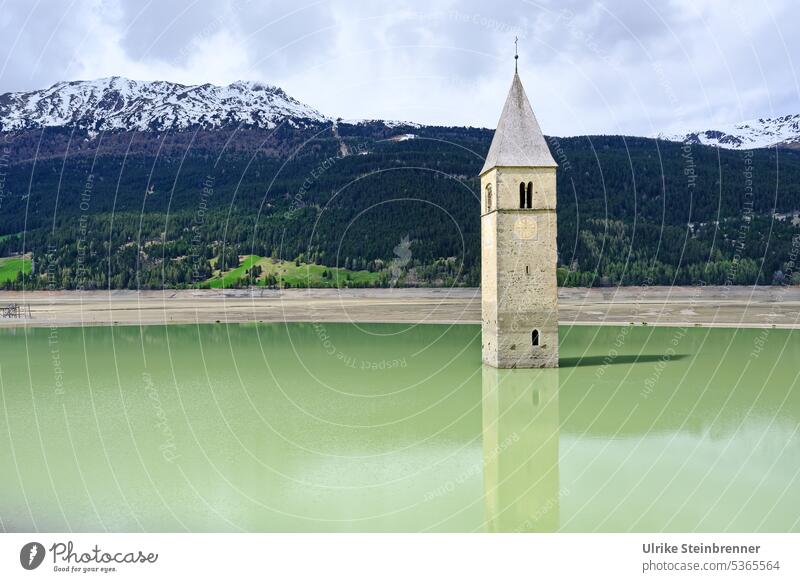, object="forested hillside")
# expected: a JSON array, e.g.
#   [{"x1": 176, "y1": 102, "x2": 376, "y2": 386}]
[{"x1": 0, "y1": 122, "x2": 798, "y2": 289}]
